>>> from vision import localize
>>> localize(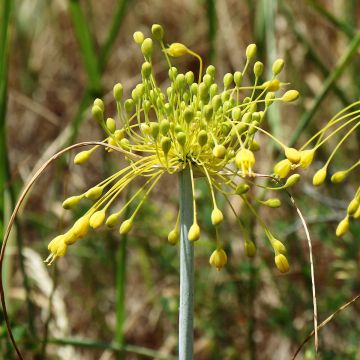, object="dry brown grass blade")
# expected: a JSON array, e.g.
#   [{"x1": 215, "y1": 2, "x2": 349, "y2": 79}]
[
  {"x1": 0, "y1": 141, "x2": 127, "y2": 359},
  {"x1": 292, "y1": 293, "x2": 360, "y2": 359}
]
